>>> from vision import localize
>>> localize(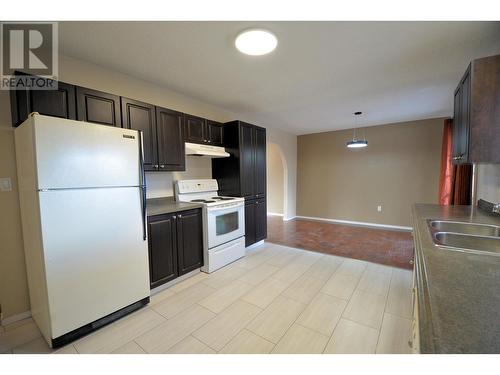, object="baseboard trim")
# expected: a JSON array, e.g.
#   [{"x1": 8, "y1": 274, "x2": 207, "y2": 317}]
[
  {"x1": 150, "y1": 268, "x2": 201, "y2": 296},
  {"x1": 267, "y1": 212, "x2": 284, "y2": 217},
  {"x1": 1, "y1": 310, "x2": 32, "y2": 326},
  {"x1": 283, "y1": 216, "x2": 296, "y2": 222},
  {"x1": 246, "y1": 240, "x2": 265, "y2": 250},
  {"x1": 294, "y1": 215, "x2": 412, "y2": 231}
]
